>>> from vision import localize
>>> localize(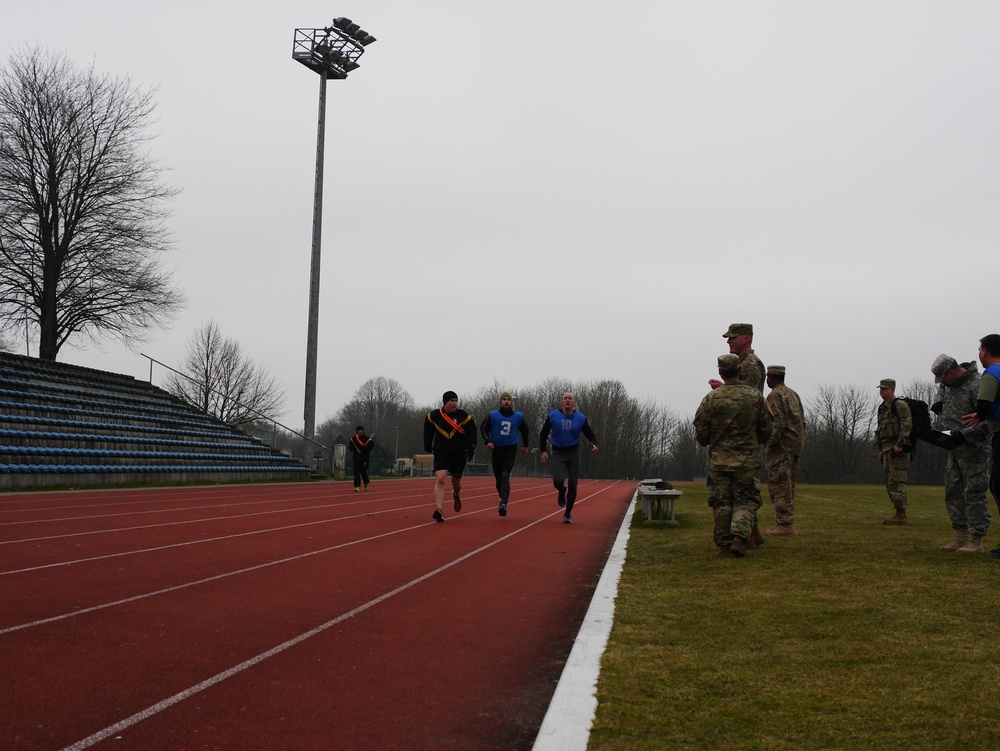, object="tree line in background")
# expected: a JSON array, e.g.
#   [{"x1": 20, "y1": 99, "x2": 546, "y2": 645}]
[{"x1": 257, "y1": 375, "x2": 947, "y2": 486}]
